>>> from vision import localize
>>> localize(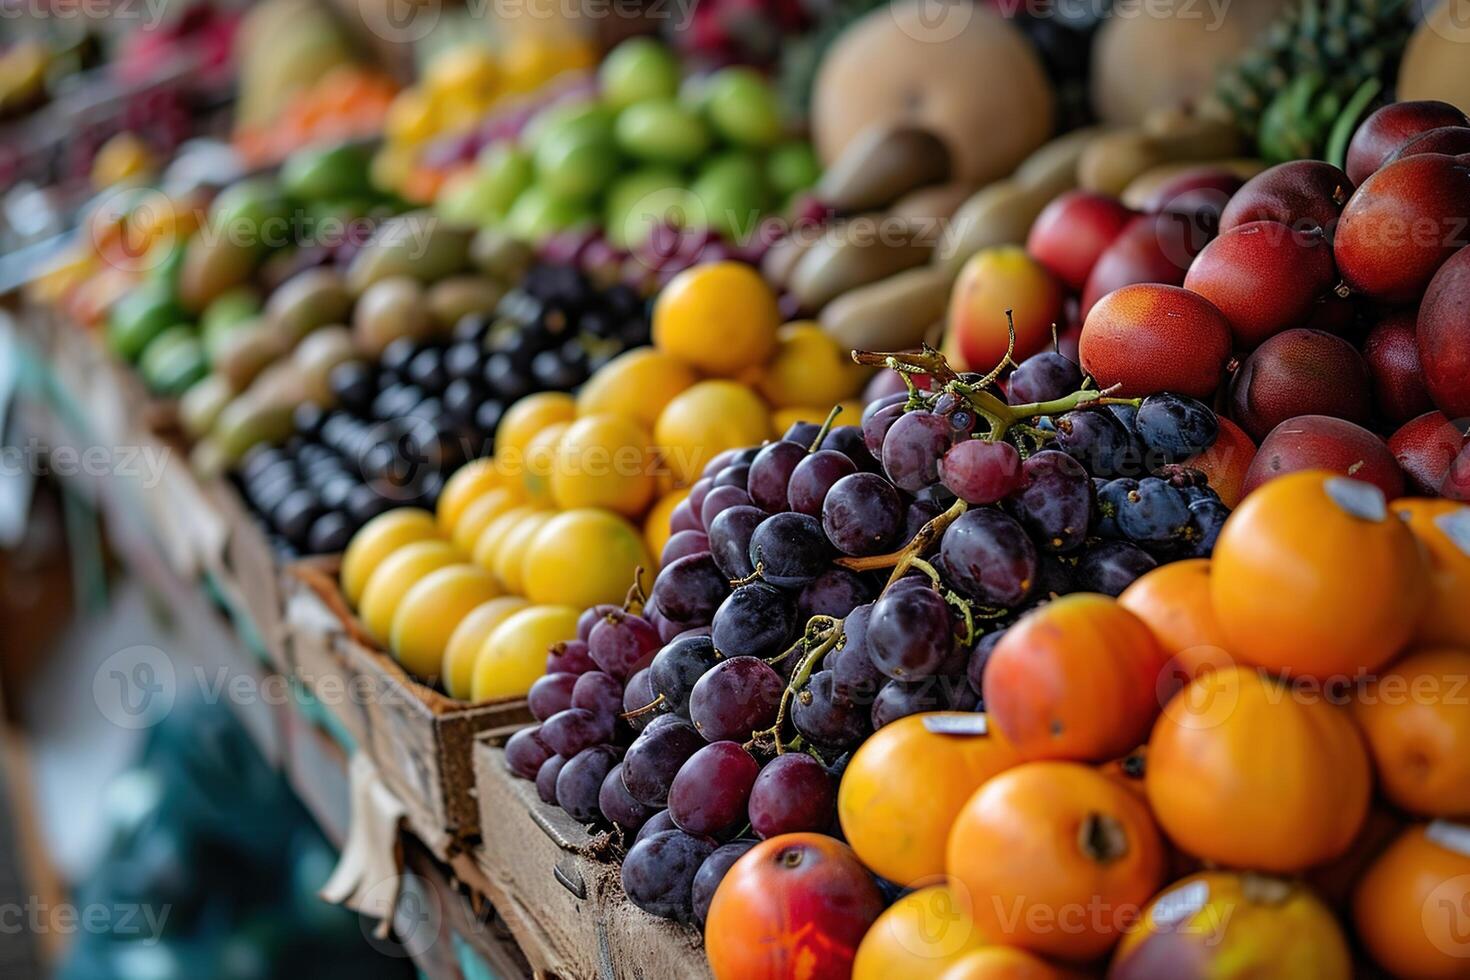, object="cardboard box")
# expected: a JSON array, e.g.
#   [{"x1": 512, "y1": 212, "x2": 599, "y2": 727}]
[
  {"x1": 283, "y1": 556, "x2": 531, "y2": 858},
  {"x1": 470, "y1": 739, "x2": 711, "y2": 980}
]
